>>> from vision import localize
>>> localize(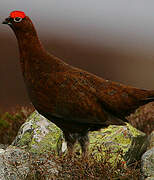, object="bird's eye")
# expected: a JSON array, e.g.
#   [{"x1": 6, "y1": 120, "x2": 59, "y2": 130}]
[{"x1": 14, "y1": 17, "x2": 22, "y2": 23}]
